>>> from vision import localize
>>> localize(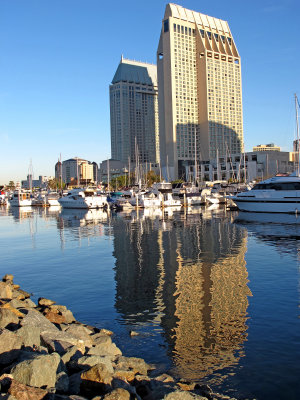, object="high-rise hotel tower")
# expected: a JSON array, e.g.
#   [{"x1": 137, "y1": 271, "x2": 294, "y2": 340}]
[
  {"x1": 157, "y1": 4, "x2": 243, "y2": 180},
  {"x1": 110, "y1": 57, "x2": 160, "y2": 165}
]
